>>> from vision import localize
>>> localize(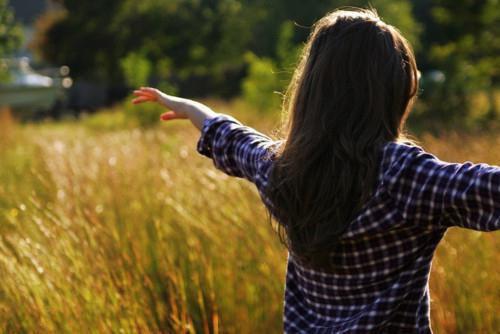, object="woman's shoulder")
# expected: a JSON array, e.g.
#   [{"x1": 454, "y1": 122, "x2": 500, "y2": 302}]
[
  {"x1": 377, "y1": 140, "x2": 447, "y2": 189},
  {"x1": 381, "y1": 139, "x2": 499, "y2": 179},
  {"x1": 380, "y1": 140, "x2": 427, "y2": 169}
]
